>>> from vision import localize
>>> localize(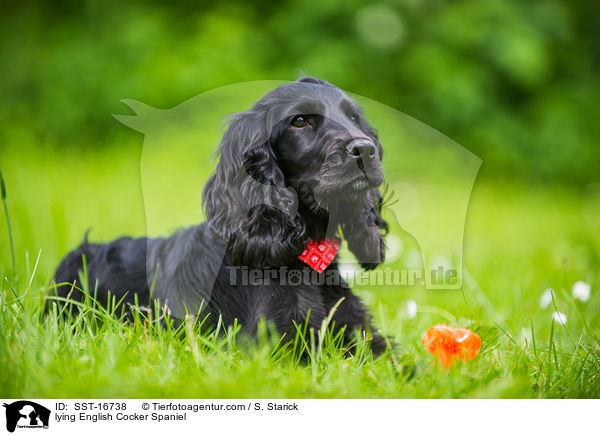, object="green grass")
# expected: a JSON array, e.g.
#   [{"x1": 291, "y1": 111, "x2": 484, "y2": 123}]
[{"x1": 1, "y1": 143, "x2": 599, "y2": 398}]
